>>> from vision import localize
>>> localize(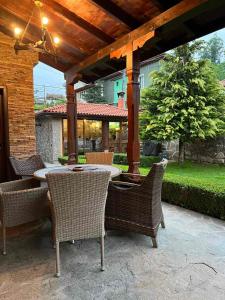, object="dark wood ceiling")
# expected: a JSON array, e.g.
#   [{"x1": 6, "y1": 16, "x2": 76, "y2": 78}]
[{"x1": 1, "y1": 0, "x2": 225, "y2": 82}]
